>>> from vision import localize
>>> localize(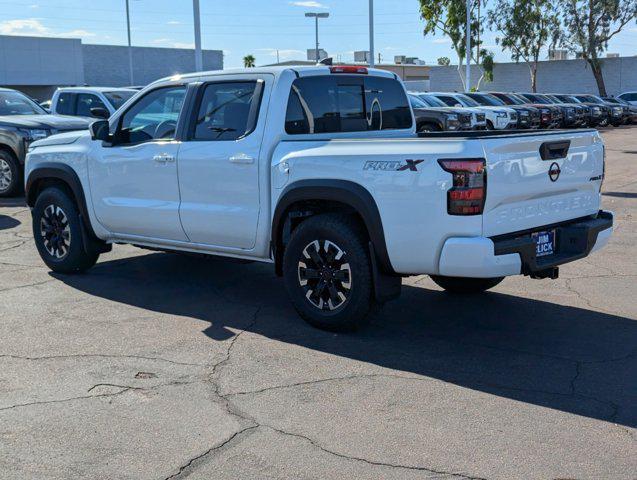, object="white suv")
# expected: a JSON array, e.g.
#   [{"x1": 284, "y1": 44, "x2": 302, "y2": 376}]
[{"x1": 430, "y1": 92, "x2": 518, "y2": 129}]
